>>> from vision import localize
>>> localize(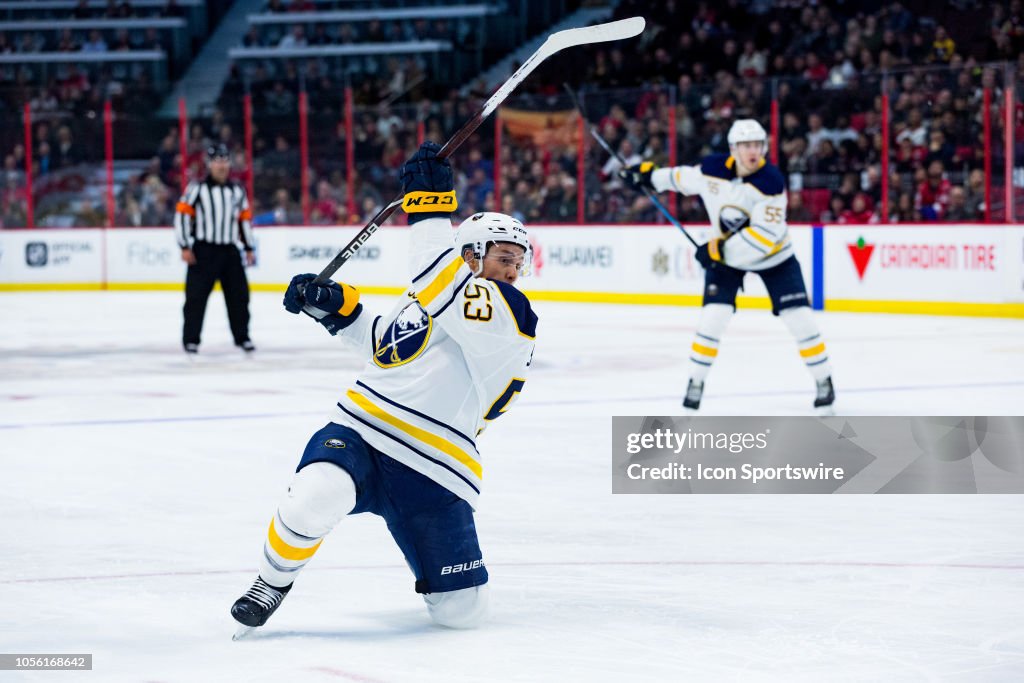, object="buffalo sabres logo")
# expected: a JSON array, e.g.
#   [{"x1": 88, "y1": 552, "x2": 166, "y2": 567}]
[
  {"x1": 718, "y1": 205, "x2": 751, "y2": 235},
  {"x1": 374, "y1": 302, "x2": 432, "y2": 368}
]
